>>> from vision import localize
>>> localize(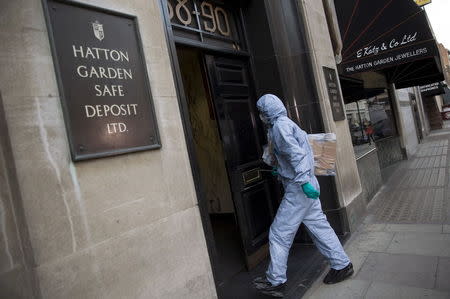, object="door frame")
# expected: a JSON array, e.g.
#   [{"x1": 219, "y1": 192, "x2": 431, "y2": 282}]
[{"x1": 157, "y1": 0, "x2": 260, "y2": 288}]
